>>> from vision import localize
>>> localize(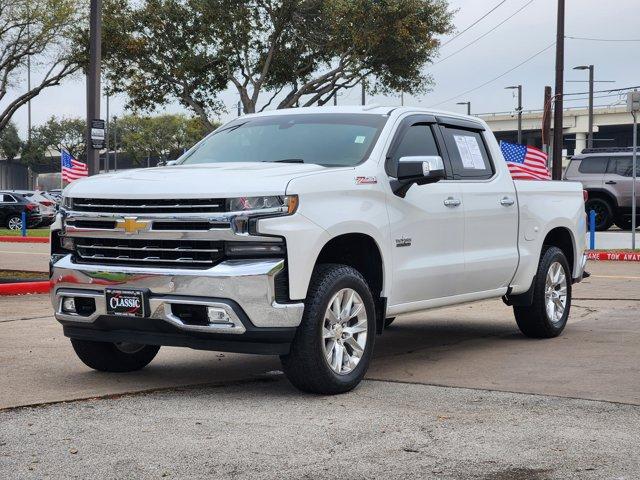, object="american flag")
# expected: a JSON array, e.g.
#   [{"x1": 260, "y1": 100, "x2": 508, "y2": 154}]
[
  {"x1": 61, "y1": 149, "x2": 88, "y2": 182},
  {"x1": 500, "y1": 141, "x2": 551, "y2": 180}
]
